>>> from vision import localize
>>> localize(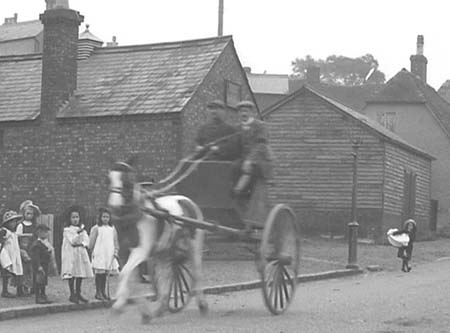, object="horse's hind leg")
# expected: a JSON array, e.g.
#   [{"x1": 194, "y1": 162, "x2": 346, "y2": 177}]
[{"x1": 190, "y1": 229, "x2": 208, "y2": 315}]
